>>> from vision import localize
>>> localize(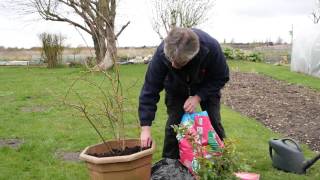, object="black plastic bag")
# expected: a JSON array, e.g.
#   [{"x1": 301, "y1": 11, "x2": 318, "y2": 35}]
[{"x1": 151, "y1": 158, "x2": 195, "y2": 180}]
